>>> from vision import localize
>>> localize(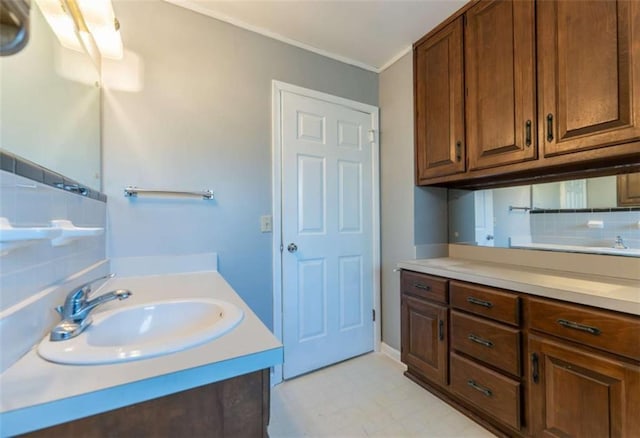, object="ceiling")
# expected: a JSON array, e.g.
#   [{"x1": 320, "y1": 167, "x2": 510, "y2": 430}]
[{"x1": 163, "y1": 0, "x2": 467, "y2": 73}]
